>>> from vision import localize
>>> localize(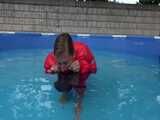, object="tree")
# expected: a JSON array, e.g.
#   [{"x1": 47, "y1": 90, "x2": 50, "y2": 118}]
[
  {"x1": 139, "y1": 0, "x2": 160, "y2": 5},
  {"x1": 87, "y1": 0, "x2": 108, "y2": 1}
]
